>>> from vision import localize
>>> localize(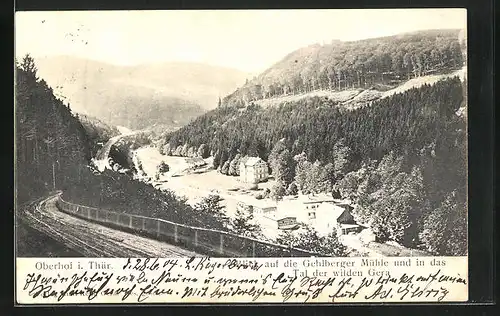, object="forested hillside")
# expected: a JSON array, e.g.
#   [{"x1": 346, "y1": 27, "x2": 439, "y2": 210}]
[
  {"x1": 223, "y1": 29, "x2": 465, "y2": 105},
  {"x1": 164, "y1": 77, "x2": 465, "y2": 165},
  {"x1": 162, "y1": 75, "x2": 467, "y2": 255},
  {"x1": 15, "y1": 55, "x2": 225, "y2": 230},
  {"x1": 15, "y1": 56, "x2": 92, "y2": 203},
  {"x1": 77, "y1": 114, "x2": 120, "y2": 155}
]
